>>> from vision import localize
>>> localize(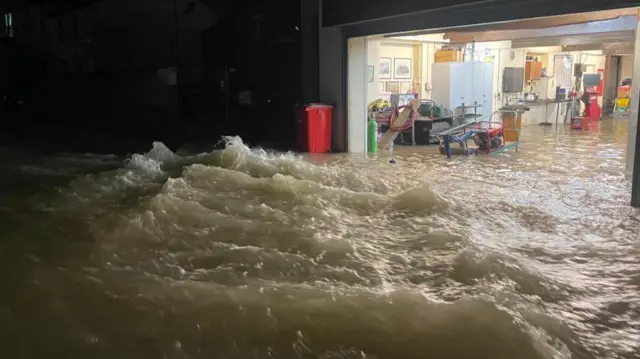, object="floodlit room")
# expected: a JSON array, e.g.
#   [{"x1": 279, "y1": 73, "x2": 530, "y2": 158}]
[{"x1": 348, "y1": 8, "x2": 638, "y2": 161}]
